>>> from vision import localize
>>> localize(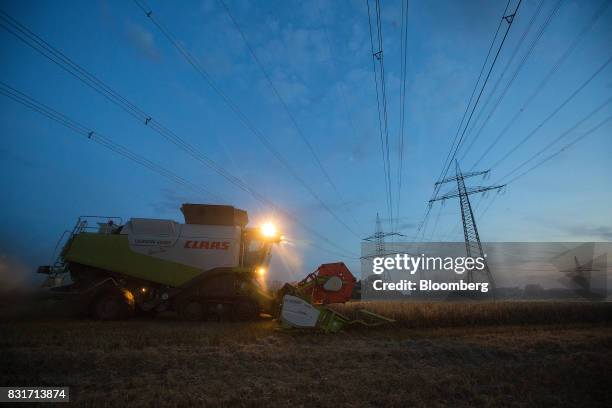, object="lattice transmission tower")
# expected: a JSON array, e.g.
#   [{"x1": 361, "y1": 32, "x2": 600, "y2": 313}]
[
  {"x1": 429, "y1": 161, "x2": 505, "y2": 288},
  {"x1": 363, "y1": 213, "x2": 405, "y2": 258},
  {"x1": 361, "y1": 213, "x2": 405, "y2": 295},
  {"x1": 374, "y1": 213, "x2": 385, "y2": 257}
]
